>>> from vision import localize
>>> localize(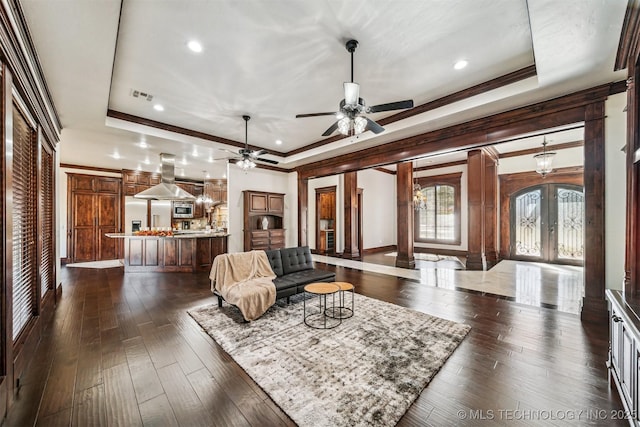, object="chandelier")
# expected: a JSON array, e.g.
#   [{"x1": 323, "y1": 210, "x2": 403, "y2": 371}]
[
  {"x1": 534, "y1": 137, "x2": 556, "y2": 177},
  {"x1": 413, "y1": 161, "x2": 427, "y2": 210}
]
